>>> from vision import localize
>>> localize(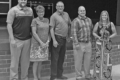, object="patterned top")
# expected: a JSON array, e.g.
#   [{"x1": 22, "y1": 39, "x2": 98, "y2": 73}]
[{"x1": 71, "y1": 16, "x2": 93, "y2": 43}]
